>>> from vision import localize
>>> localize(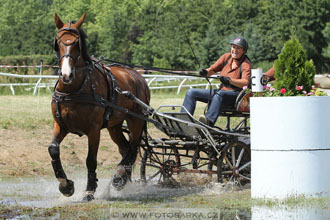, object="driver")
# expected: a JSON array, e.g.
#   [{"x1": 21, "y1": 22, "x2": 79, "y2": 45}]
[{"x1": 181, "y1": 36, "x2": 251, "y2": 127}]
